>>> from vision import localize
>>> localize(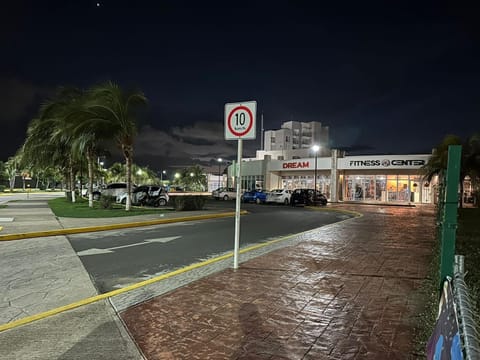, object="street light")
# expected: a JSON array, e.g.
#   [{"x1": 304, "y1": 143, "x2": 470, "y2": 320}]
[
  {"x1": 217, "y1": 158, "x2": 223, "y2": 189},
  {"x1": 311, "y1": 145, "x2": 320, "y2": 199},
  {"x1": 160, "y1": 170, "x2": 166, "y2": 184}
]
